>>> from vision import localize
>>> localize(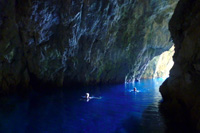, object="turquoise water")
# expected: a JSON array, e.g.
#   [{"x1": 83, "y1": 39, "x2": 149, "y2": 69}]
[{"x1": 0, "y1": 78, "x2": 166, "y2": 133}]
